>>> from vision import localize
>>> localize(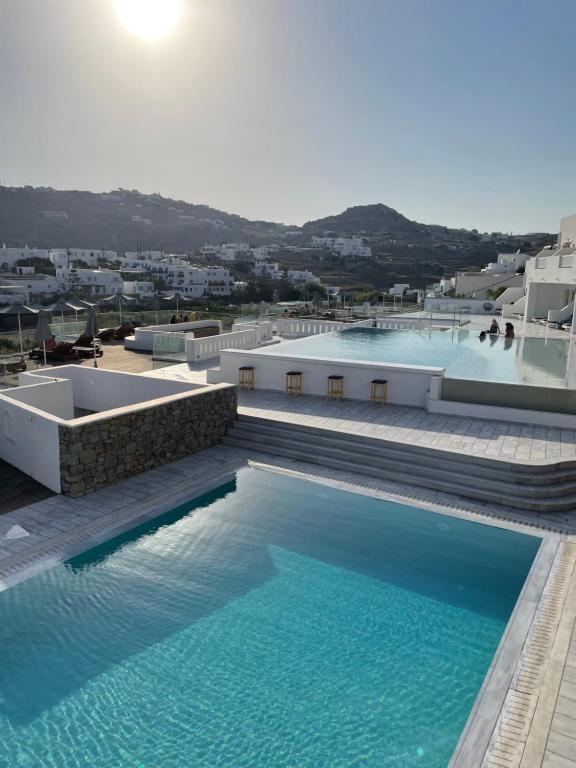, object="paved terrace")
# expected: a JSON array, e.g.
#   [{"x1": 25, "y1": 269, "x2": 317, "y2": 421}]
[{"x1": 147, "y1": 363, "x2": 576, "y2": 464}]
